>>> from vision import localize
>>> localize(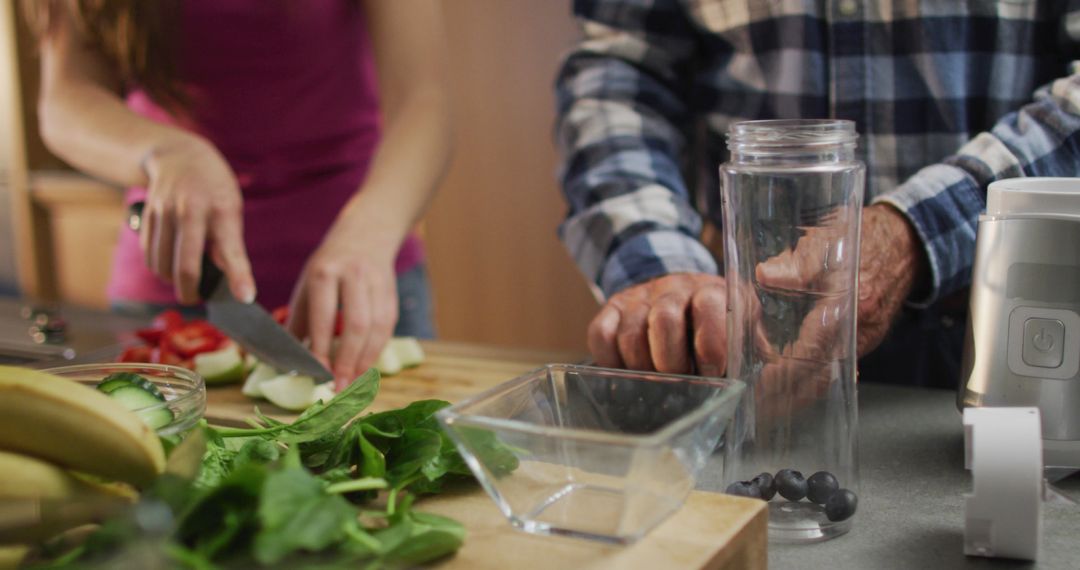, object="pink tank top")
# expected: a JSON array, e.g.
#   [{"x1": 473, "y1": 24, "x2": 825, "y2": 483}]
[{"x1": 108, "y1": 0, "x2": 424, "y2": 309}]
